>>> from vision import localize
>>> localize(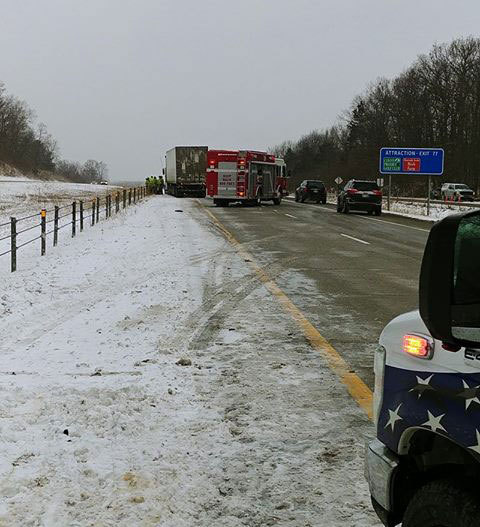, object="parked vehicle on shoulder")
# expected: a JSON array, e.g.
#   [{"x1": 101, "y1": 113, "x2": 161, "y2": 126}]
[
  {"x1": 294, "y1": 180, "x2": 327, "y2": 204},
  {"x1": 441, "y1": 182, "x2": 475, "y2": 201},
  {"x1": 337, "y1": 179, "x2": 382, "y2": 215},
  {"x1": 366, "y1": 209, "x2": 480, "y2": 527}
]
